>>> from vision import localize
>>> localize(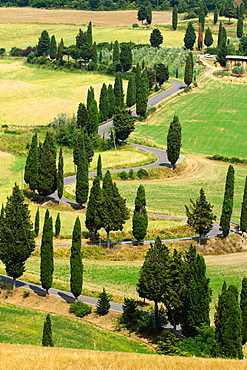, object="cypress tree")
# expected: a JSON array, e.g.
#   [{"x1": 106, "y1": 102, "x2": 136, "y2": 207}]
[
  {"x1": 149, "y1": 28, "x2": 163, "y2": 48},
  {"x1": 75, "y1": 142, "x2": 89, "y2": 206},
  {"x1": 37, "y1": 30, "x2": 50, "y2": 56},
  {"x1": 0, "y1": 204, "x2": 4, "y2": 225},
  {"x1": 146, "y1": 2, "x2": 152, "y2": 25},
  {"x1": 54, "y1": 213, "x2": 61, "y2": 238},
  {"x1": 74, "y1": 131, "x2": 94, "y2": 166},
  {"x1": 70, "y1": 217, "x2": 83, "y2": 300},
  {"x1": 126, "y1": 75, "x2": 136, "y2": 107},
  {"x1": 135, "y1": 62, "x2": 141, "y2": 92},
  {"x1": 87, "y1": 86, "x2": 95, "y2": 110},
  {"x1": 217, "y1": 21, "x2": 223, "y2": 47},
  {"x1": 49, "y1": 35, "x2": 57, "y2": 60},
  {"x1": 92, "y1": 41, "x2": 97, "y2": 63},
  {"x1": 237, "y1": 18, "x2": 244, "y2": 39},
  {"x1": 184, "y1": 52, "x2": 193, "y2": 86},
  {"x1": 172, "y1": 5, "x2": 178, "y2": 30},
  {"x1": 113, "y1": 109, "x2": 135, "y2": 141},
  {"x1": 107, "y1": 84, "x2": 116, "y2": 118},
  {"x1": 40, "y1": 209, "x2": 53, "y2": 295},
  {"x1": 198, "y1": 1, "x2": 205, "y2": 31},
  {"x1": 102, "y1": 171, "x2": 129, "y2": 248},
  {"x1": 56, "y1": 38, "x2": 64, "y2": 61},
  {"x1": 86, "y1": 21, "x2": 93, "y2": 46},
  {"x1": 85, "y1": 177, "x2": 103, "y2": 242},
  {"x1": 184, "y1": 23, "x2": 196, "y2": 50},
  {"x1": 156, "y1": 63, "x2": 169, "y2": 86},
  {"x1": 97, "y1": 154, "x2": 102, "y2": 180},
  {"x1": 99, "y1": 83, "x2": 109, "y2": 122},
  {"x1": 113, "y1": 40, "x2": 120, "y2": 64},
  {"x1": 136, "y1": 71, "x2": 148, "y2": 117},
  {"x1": 76, "y1": 28, "x2": 86, "y2": 49},
  {"x1": 137, "y1": 5, "x2": 146, "y2": 25},
  {"x1": 214, "y1": 6, "x2": 219, "y2": 24},
  {"x1": 114, "y1": 72, "x2": 124, "y2": 109},
  {"x1": 240, "y1": 176, "x2": 247, "y2": 232},
  {"x1": 167, "y1": 115, "x2": 182, "y2": 170},
  {"x1": 132, "y1": 185, "x2": 148, "y2": 243},
  {"x1": 77, "y1": 103, "x2": 89, "y2": 131},
  {"x1": 34, "y1": 208, "x2": 40, "y2": 237},
  {"x1": 240, "y1": 277, "x2": 247, "y2": 344},
  {"x1": 220, "y1": 165, "x2": 235, "y2": 237},
  {"x1": 24, "y1": 133, "x2": 39, "y2": 192},
  {"x1": 198, "y1": 23, "x2": 203, "y2": 50},
  {"x1": 96, "y1": 288, "x2": 111, "y2": 315},
  {"x1": 204, "y1": 27, "x2": 213, "y2": 47},
  {"x1": 88, "y1": 99, "x2": 99, "y2": 134},
  {"x1": 120, "y1": 44, "x2": 132, "y2": 72},
  {"x1": 57, "y1": 147, "x2": 64, "y2": 201},
  {"x1": 0, "y1": 184, "x2": 35, "y2": 288},
  {"x1": 42, "y1": 314, "x2": 53, "y2": 347}
]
